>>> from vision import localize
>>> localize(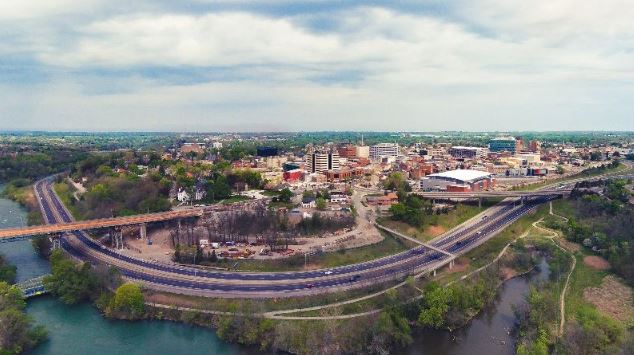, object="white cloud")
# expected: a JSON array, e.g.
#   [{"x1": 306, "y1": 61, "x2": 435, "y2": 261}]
[{"x1": 2, "y1": 2, "x2": 634, "y2": 131}]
